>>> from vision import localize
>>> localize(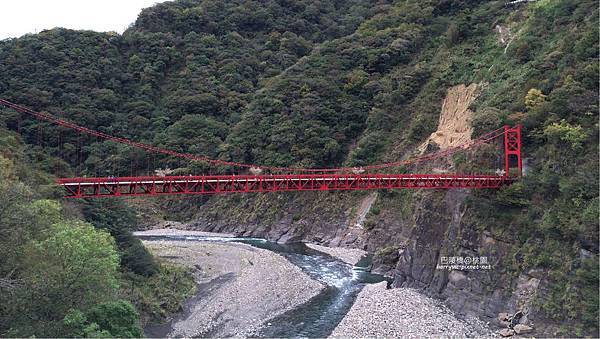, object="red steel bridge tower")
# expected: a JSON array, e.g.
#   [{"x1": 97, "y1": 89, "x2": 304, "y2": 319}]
[{"x1": 504, "y1": 125, "x2": 523, "y2": 177}]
